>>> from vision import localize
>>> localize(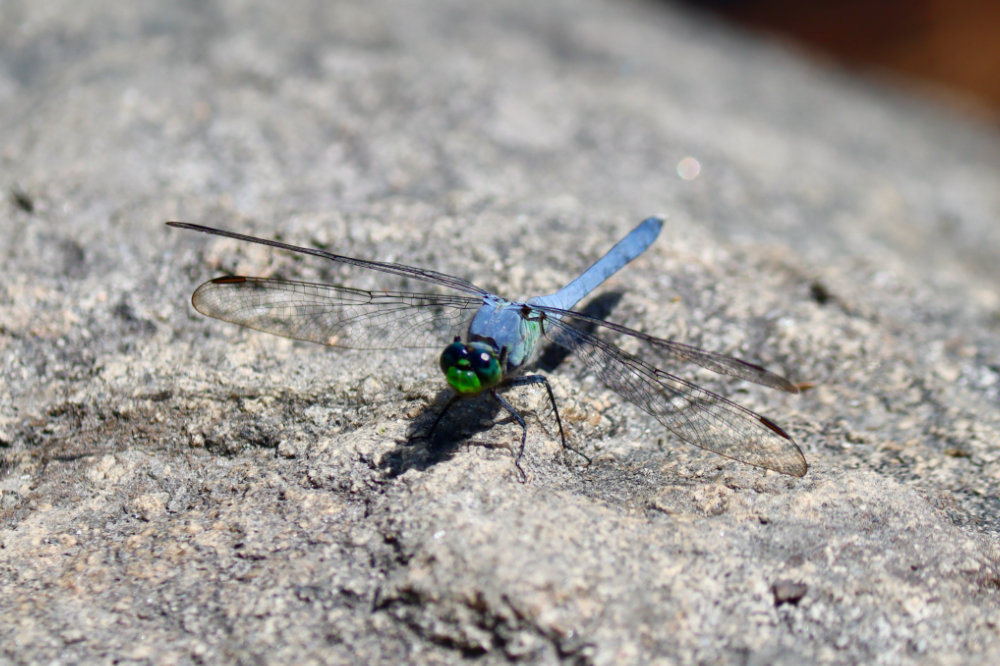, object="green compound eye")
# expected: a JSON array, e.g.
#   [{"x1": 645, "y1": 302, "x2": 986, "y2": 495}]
[{"x1": 440, "y1": 341, "x2": 502, "y2": 396}]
